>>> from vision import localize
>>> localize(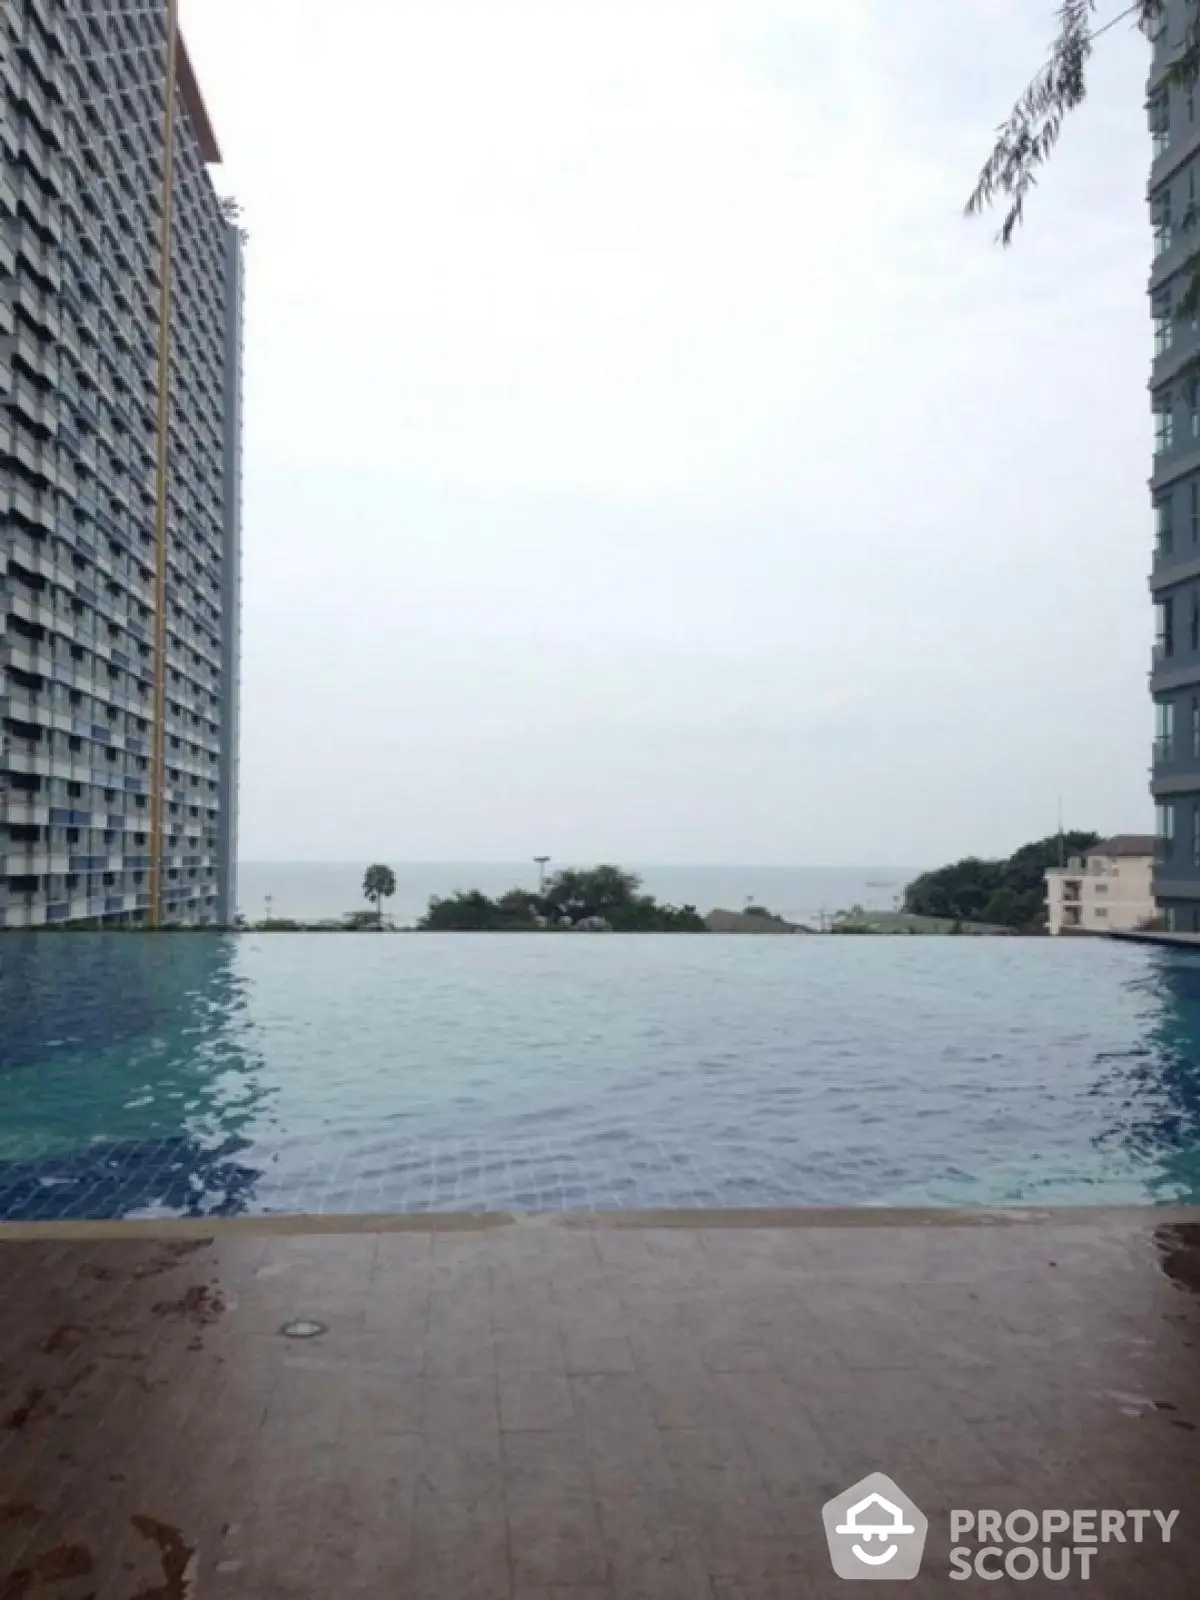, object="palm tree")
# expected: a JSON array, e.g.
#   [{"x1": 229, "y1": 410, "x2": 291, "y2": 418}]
[{"x1": 362, "y1": 864, "x2": 397, "y2": 929}]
